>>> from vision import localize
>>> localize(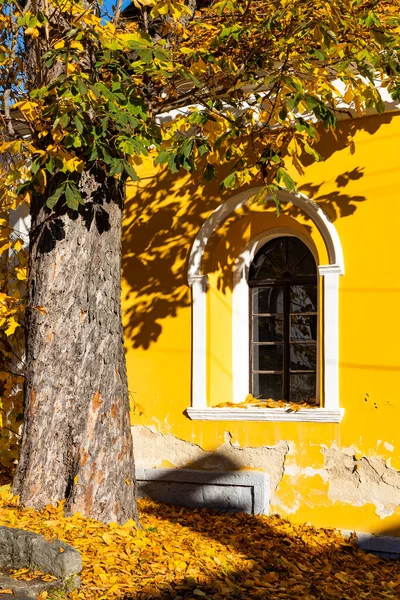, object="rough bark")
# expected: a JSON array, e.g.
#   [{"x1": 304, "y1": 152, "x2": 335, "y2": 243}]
[{"x1": 12, "y1": 171, "x2": 139, "y2": 524}]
